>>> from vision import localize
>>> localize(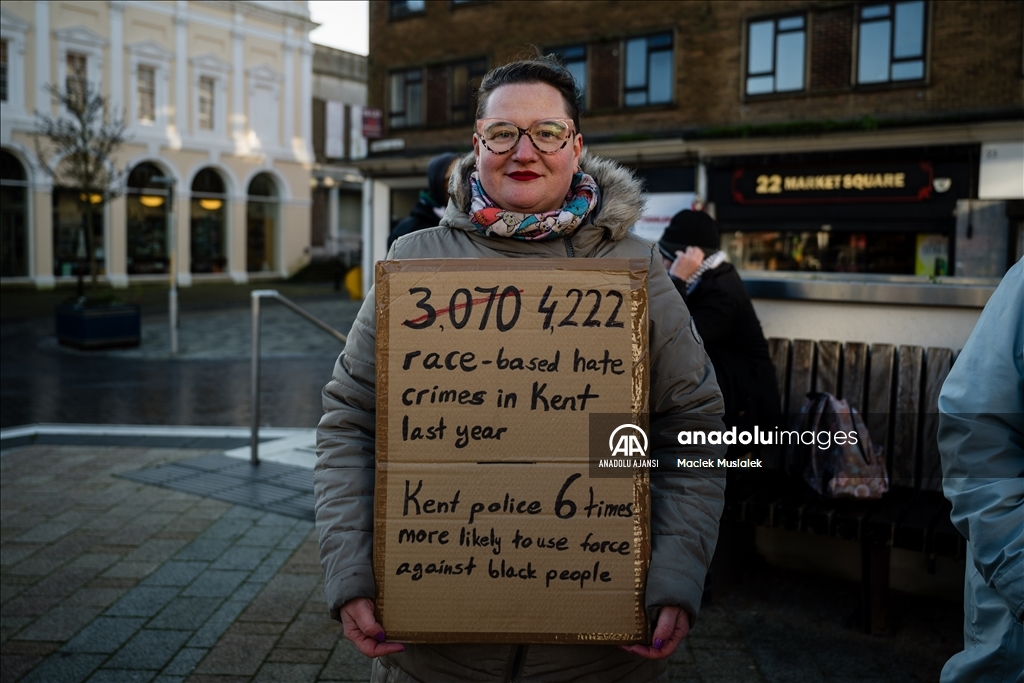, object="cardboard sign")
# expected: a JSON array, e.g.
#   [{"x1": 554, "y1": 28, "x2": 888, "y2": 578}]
[{"x1": 374, "y1": 259, "x2": 650, "y2": 643}]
